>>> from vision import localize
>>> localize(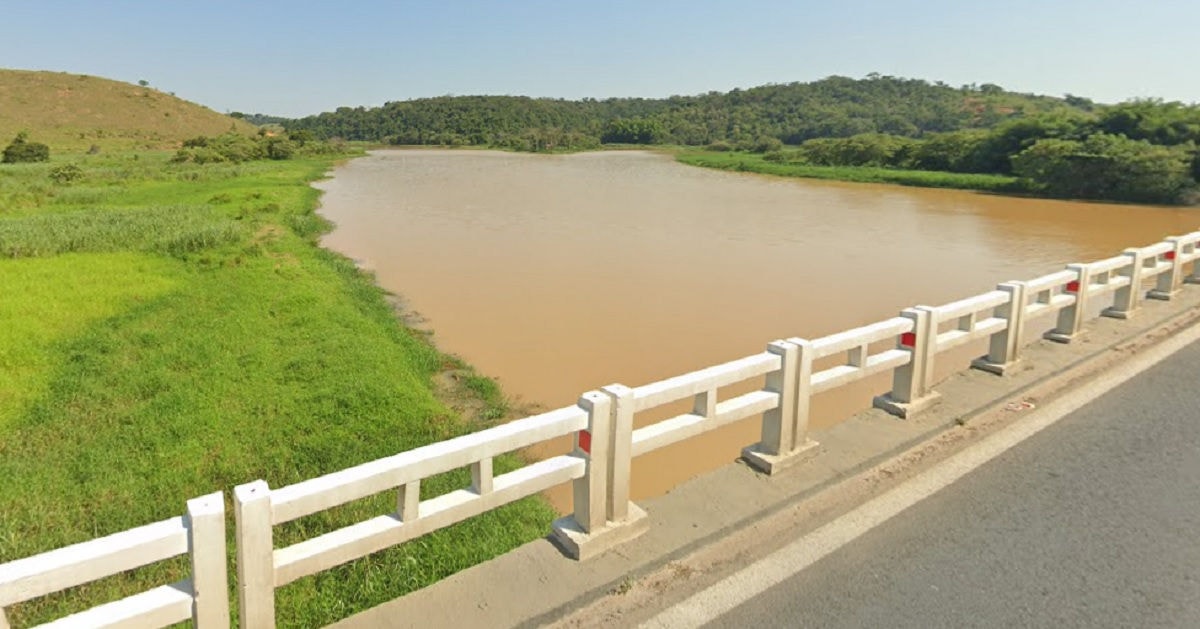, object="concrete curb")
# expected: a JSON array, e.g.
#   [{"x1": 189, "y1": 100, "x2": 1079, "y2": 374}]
[{"x1": 333, "y1": 289, "x2": 1200, "y2": 629}]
